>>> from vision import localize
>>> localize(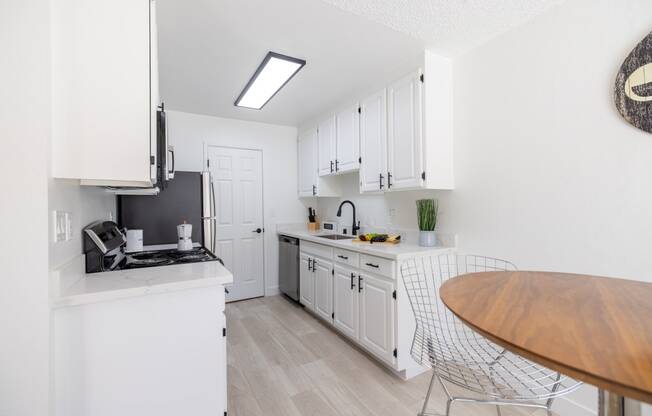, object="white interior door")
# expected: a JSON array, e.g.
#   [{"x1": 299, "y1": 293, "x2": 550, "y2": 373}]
[
  {"x1": 208, "y1": 146, "x2": 264, "y2": 302},
  {"x1": 359, "y1": 90, "x2": 387, "y2": 193},
  {"x1": 335, "y1": 104, "x2": 360, "y2": 173},
  {"x1": 387, "y1": 71, "x2": 423, "y2": 190}
]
